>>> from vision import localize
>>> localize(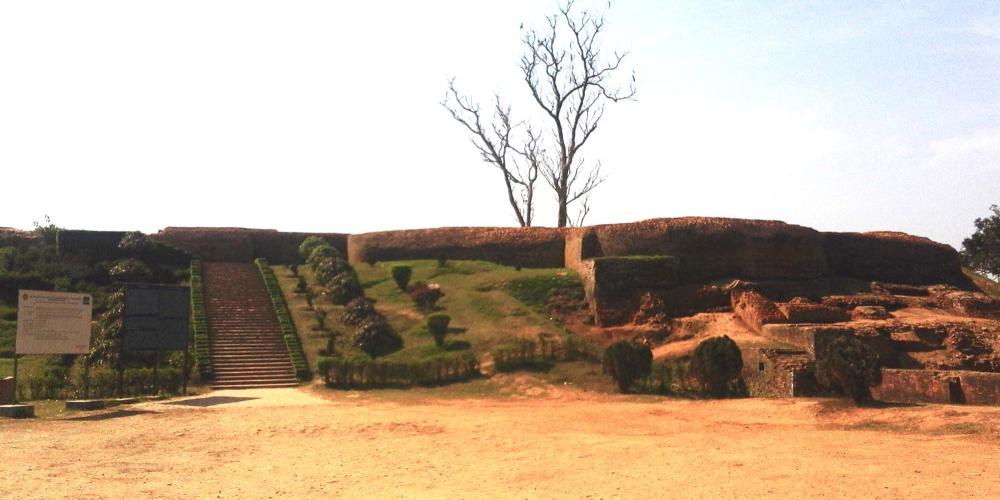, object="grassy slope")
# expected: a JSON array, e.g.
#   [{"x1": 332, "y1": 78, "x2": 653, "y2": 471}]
[
  {"x1": 274, "y1": 260, "x2": 578, "y2": 368},
  {"x1": 964, "y1": 268, "x2": 1000, "y2": 298}
]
